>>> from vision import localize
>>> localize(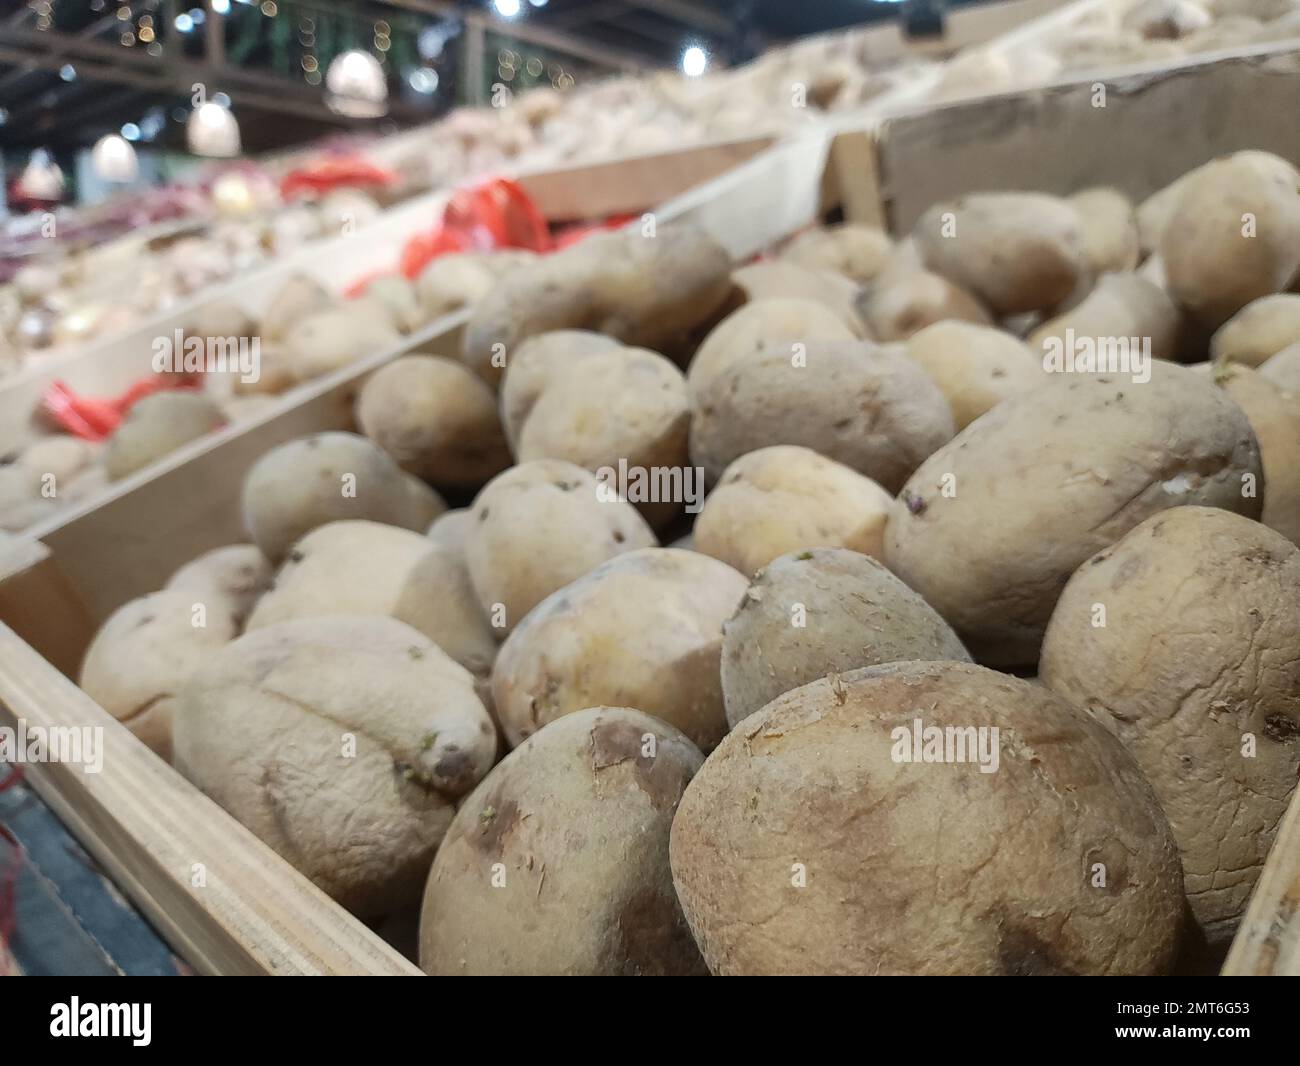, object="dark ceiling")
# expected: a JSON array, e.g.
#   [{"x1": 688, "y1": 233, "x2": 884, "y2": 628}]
[{"x1": 0, "y1": 0, "x2": 971, "y2": 156}]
